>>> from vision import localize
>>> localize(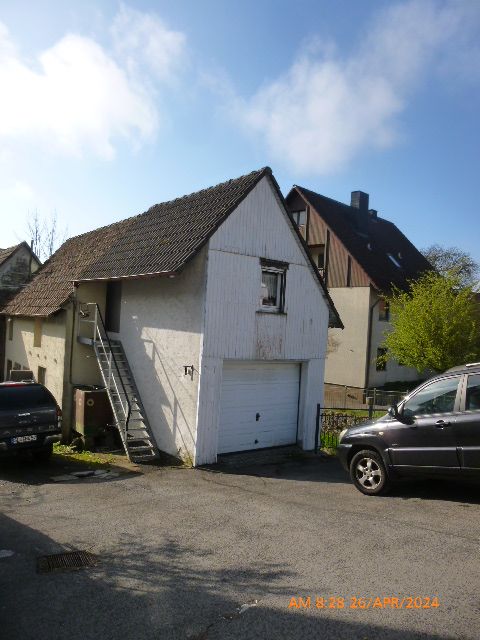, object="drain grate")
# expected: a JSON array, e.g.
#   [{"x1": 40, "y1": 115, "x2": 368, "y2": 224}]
[{"x1": 37, "y1": 550, "x2": 99, "y2": 574}]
